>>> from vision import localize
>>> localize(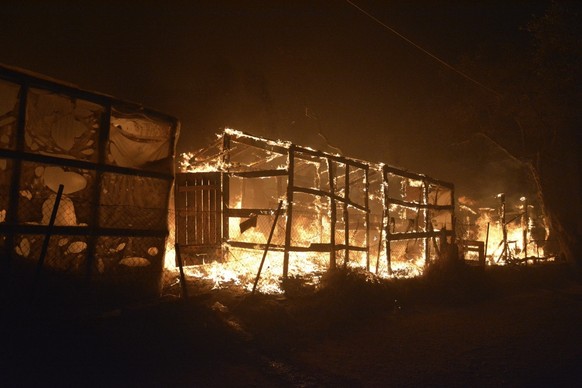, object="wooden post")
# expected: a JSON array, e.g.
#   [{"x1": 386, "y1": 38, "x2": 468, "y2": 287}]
[
  {"x1": 327, "y1": 158, "x2": 337, "y2": 270},
  {"x1": 383, "y1": 167, "x2": 392, "y2": 274},
  {"x1": 423, "y1": 180, "x2": 430, "y2": 266},
  {"x1": 4, "y1": 84, "x2": 28, "y2": 268},
  {"x1": 252, "y1": 201, "x2": 283, "y2": 294},
  {"x1": 174, "y1": 243, "x2": 189, "y2": 299},
  {"x1": 283, "y1": 145, "x2": 295, "y2": 278},
  {"x1": 484, "y1": 221, "x2": 490, "y2": 261},
  {"x1": 85, "y1": 102, "x2": 111, "y2": 280},
  {"x1": 522, "y1": 198, "x2": 528, "y2": 259},
  {"x1": 364, "y1": 166, "x2": 370, "y2": 271},
  {"x1": 343, "y1": 163, "x2": 350, "y2": 268},
  {"x1": 222, "y1": 134, "x2": 230, "y2": 249},
  {"x1": 34, "y1": 184, "x2": 64, "y2": 288},
  {"x1": 450, "y1": 185, "x2": 456, "y2": 241}
]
